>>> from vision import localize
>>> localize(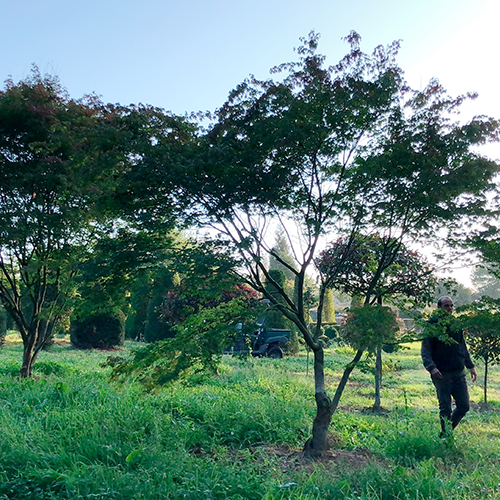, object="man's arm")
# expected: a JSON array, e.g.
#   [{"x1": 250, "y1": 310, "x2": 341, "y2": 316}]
[
  {"x1": 421, "y1": 338, "x2": 439, "y2": 376},
  {"x1": 459, "y1": 333, "x2": 477, "y2": 382}
]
